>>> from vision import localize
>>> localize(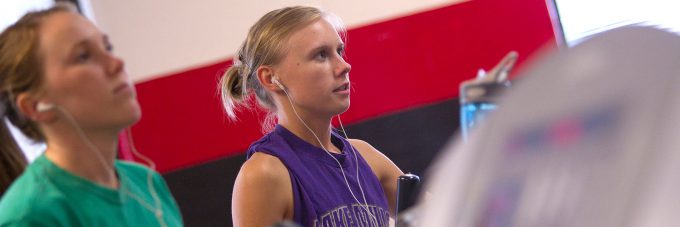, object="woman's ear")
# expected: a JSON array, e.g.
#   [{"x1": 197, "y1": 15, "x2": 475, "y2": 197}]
[
  {"x1": 256, "y1": 65, "x2": 282, "y2": 92},
  {"x1": 16, "y1": 93, "x2": 55, "y2": 122}
]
